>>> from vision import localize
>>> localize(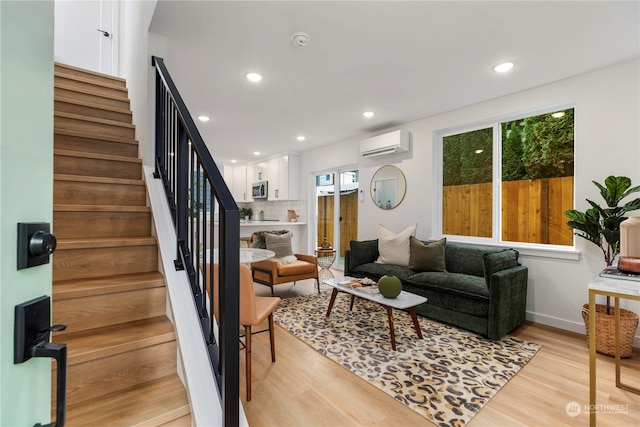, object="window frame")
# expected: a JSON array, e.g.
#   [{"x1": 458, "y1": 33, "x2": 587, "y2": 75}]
[{"x1": 432, "y1": 104, "x2": 580, "y2": 260}]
